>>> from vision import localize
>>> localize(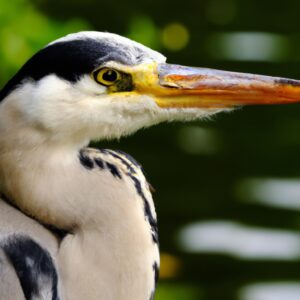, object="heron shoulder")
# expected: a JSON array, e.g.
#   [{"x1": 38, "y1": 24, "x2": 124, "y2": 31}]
[{"x1": 78, "y1": 147, "x2": 158, "y2": 244}]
